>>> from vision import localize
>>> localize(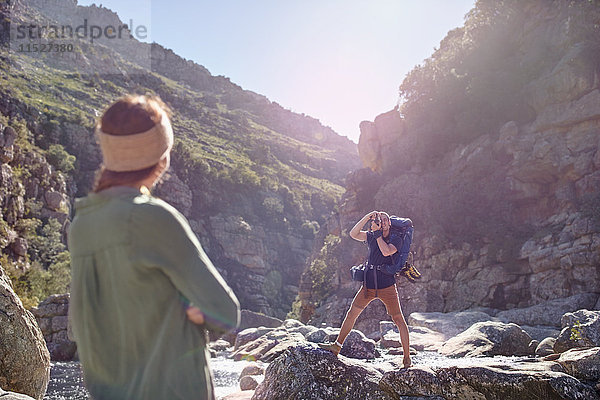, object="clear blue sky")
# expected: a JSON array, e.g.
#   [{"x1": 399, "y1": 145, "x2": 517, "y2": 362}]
[{"x1": 80, "y1": 1, "x2": 474, "y2": 142}]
